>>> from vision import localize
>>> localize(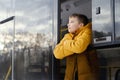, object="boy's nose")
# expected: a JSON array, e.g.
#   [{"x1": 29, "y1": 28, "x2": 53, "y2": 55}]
[{"x1": 67, "y1": 23, "x2": 70, "y2": 27}]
